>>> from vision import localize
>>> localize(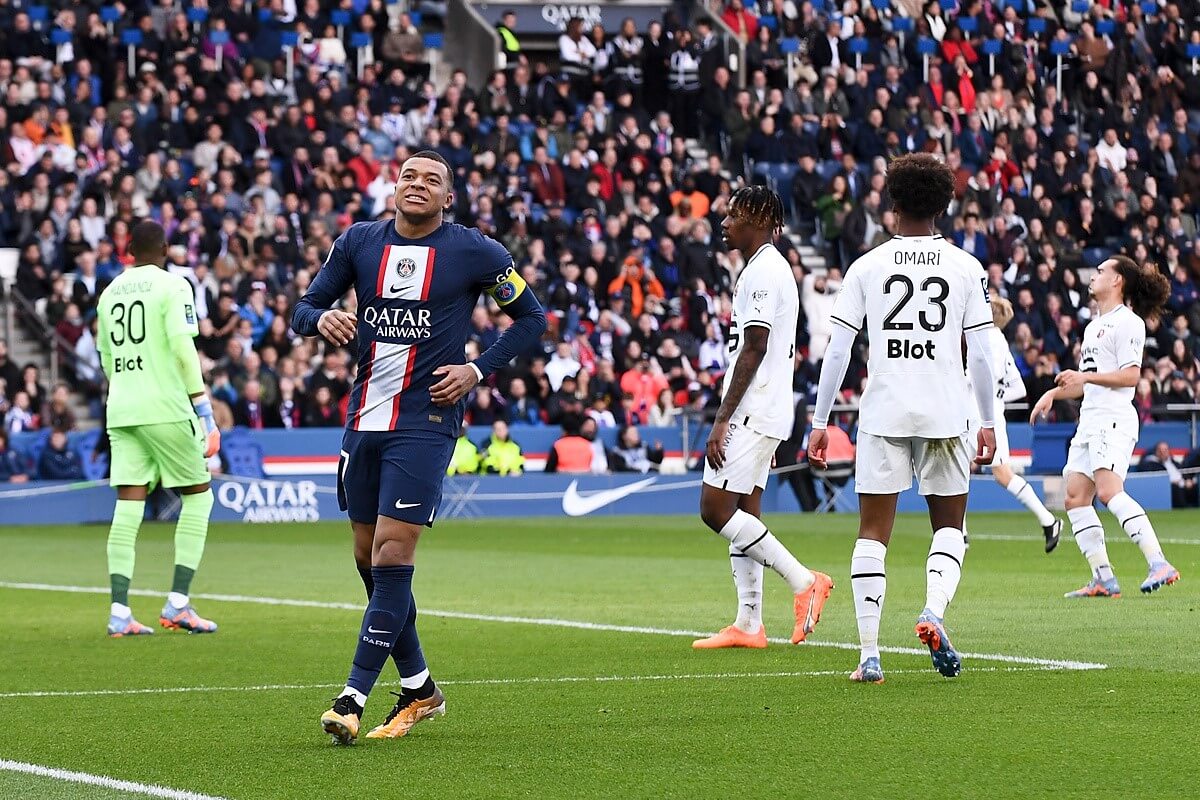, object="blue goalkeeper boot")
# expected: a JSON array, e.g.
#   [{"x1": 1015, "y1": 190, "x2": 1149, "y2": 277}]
[{"x1": 915, "y1": 609, "x2": 961, "y2": 678}]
